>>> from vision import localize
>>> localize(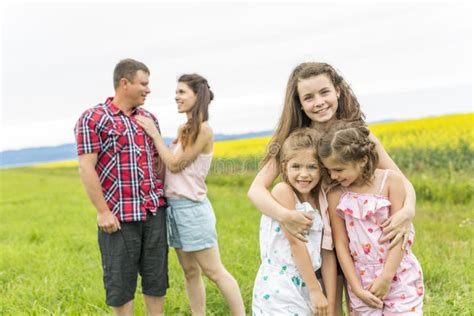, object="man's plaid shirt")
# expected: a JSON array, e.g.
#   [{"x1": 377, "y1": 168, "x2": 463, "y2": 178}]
[{"x1": 75, "y1": 97, "x2": 166, "y2": 222}]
